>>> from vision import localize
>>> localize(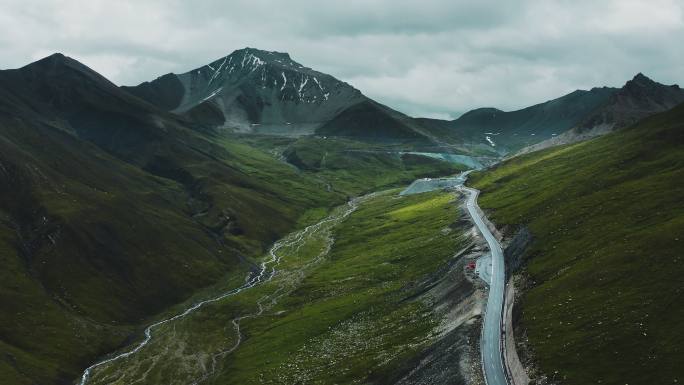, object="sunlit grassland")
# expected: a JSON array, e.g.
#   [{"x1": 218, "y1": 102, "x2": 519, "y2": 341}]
[{"x1": 86, "y1": 190, "x2": 468, "y2": 384}]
